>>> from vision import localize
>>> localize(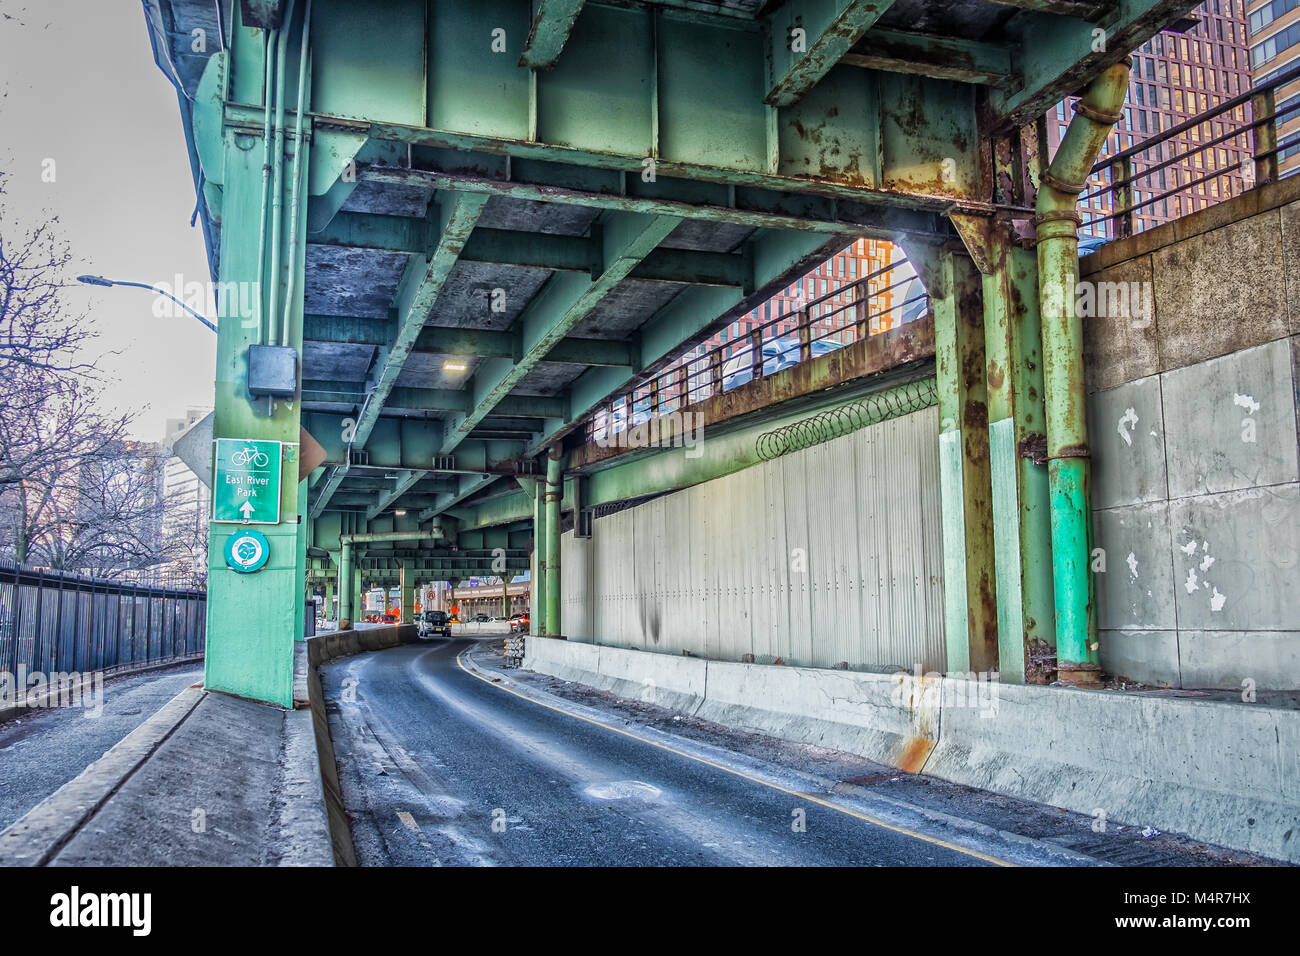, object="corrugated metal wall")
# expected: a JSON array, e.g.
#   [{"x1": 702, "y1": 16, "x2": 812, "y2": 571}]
[{"x1": 561, "y1": 406, "x2": 946, "y2": 672}]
